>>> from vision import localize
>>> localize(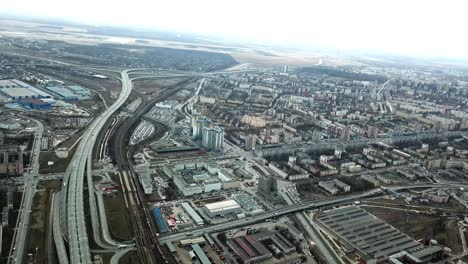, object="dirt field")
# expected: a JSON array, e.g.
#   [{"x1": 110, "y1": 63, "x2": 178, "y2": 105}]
[
  {"x1": 103, "y1": 191, "x2": 132, "y2": 240},
  {"x1": 364, "y1": 206, "x2": 464, "y2": 254},
  {"x1": 27, "y1": 190, "x2": 53, "y2": 263},
  {"x1": 39, "y1": 129, "x2": 82, "y2": 174},
  {"x1": 120, "y1": 250, "x2": 140, "y2": 264}
]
